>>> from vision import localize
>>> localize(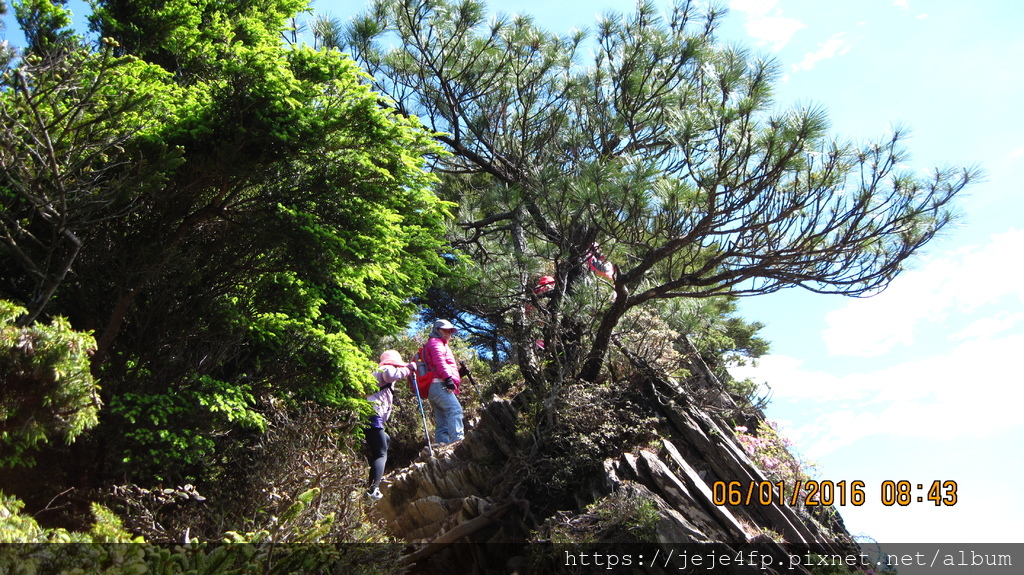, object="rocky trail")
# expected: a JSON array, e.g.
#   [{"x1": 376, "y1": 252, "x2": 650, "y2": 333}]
[{"x1": 371, "y1": 363, "x2": 861, "y2": 574}]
